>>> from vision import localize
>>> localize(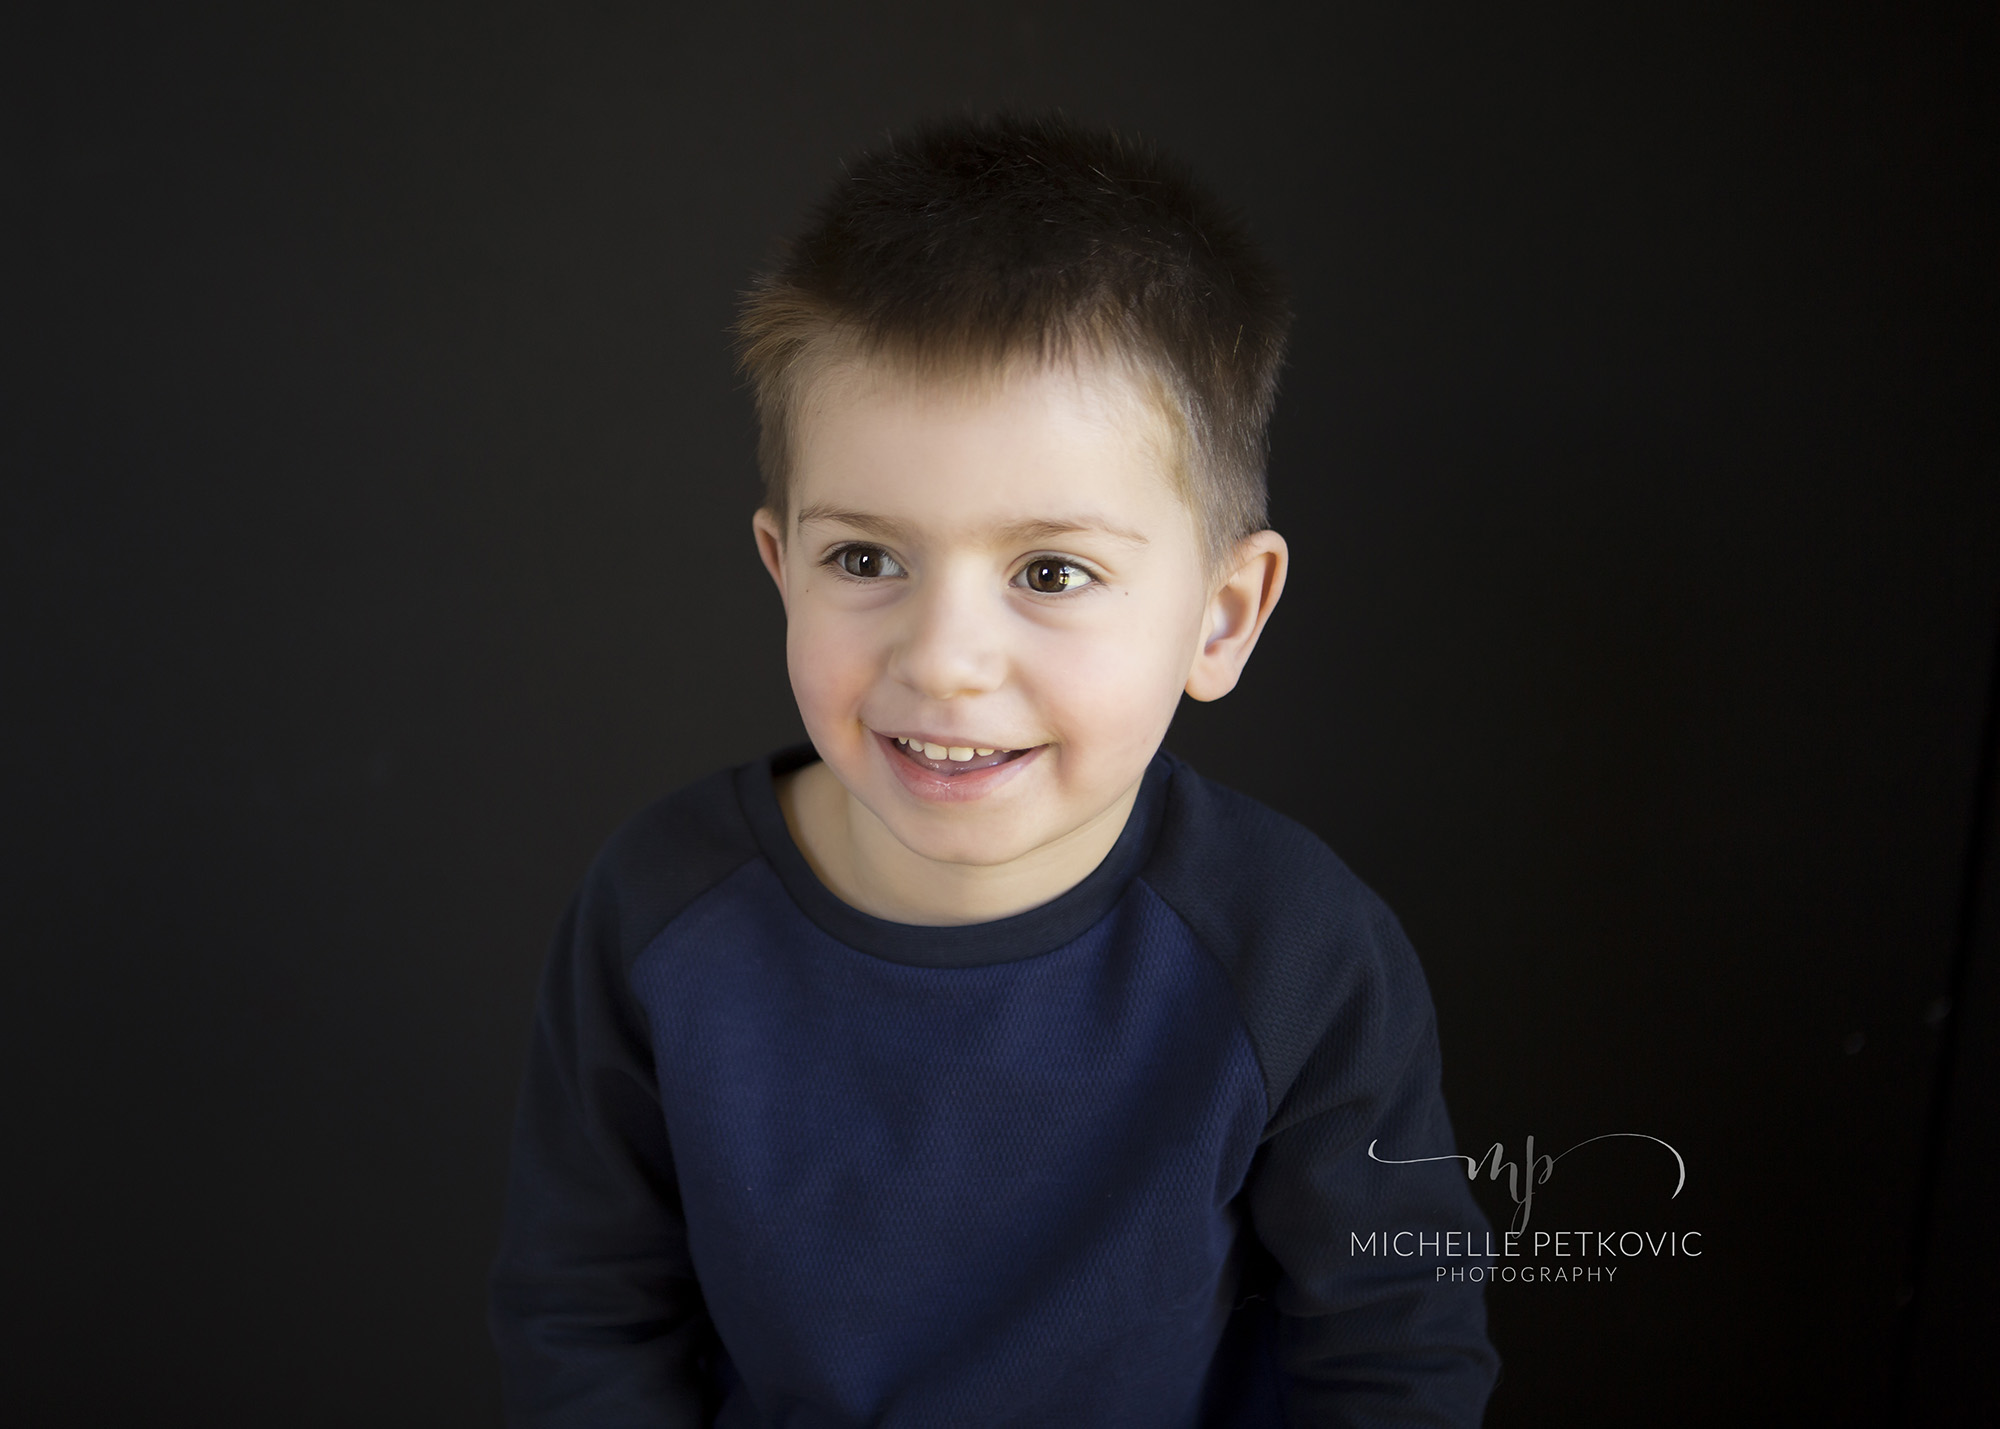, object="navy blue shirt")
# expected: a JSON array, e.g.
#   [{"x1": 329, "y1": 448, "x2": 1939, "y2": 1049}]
[{"x1": 490, "y1": 747, "x2": 1498, "y2": 1426}]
